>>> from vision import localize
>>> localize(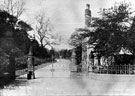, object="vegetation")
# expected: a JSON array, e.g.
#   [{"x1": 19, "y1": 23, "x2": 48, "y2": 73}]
[
  {"x1": 75, "y1": 45, "x2": 82, "y2": 65},
  {"x1": 0, "y1": 3, "x2": 57, "y2": 77},
  {"x1": 2, "y1": 0, "x2": 25, "y2": 18},
  {"x1": 55, "y1": 49, "x2": 72, "y2": 59},
  {"x1": 71, "y1": 2, "x2": 135, "y2": 58}
]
